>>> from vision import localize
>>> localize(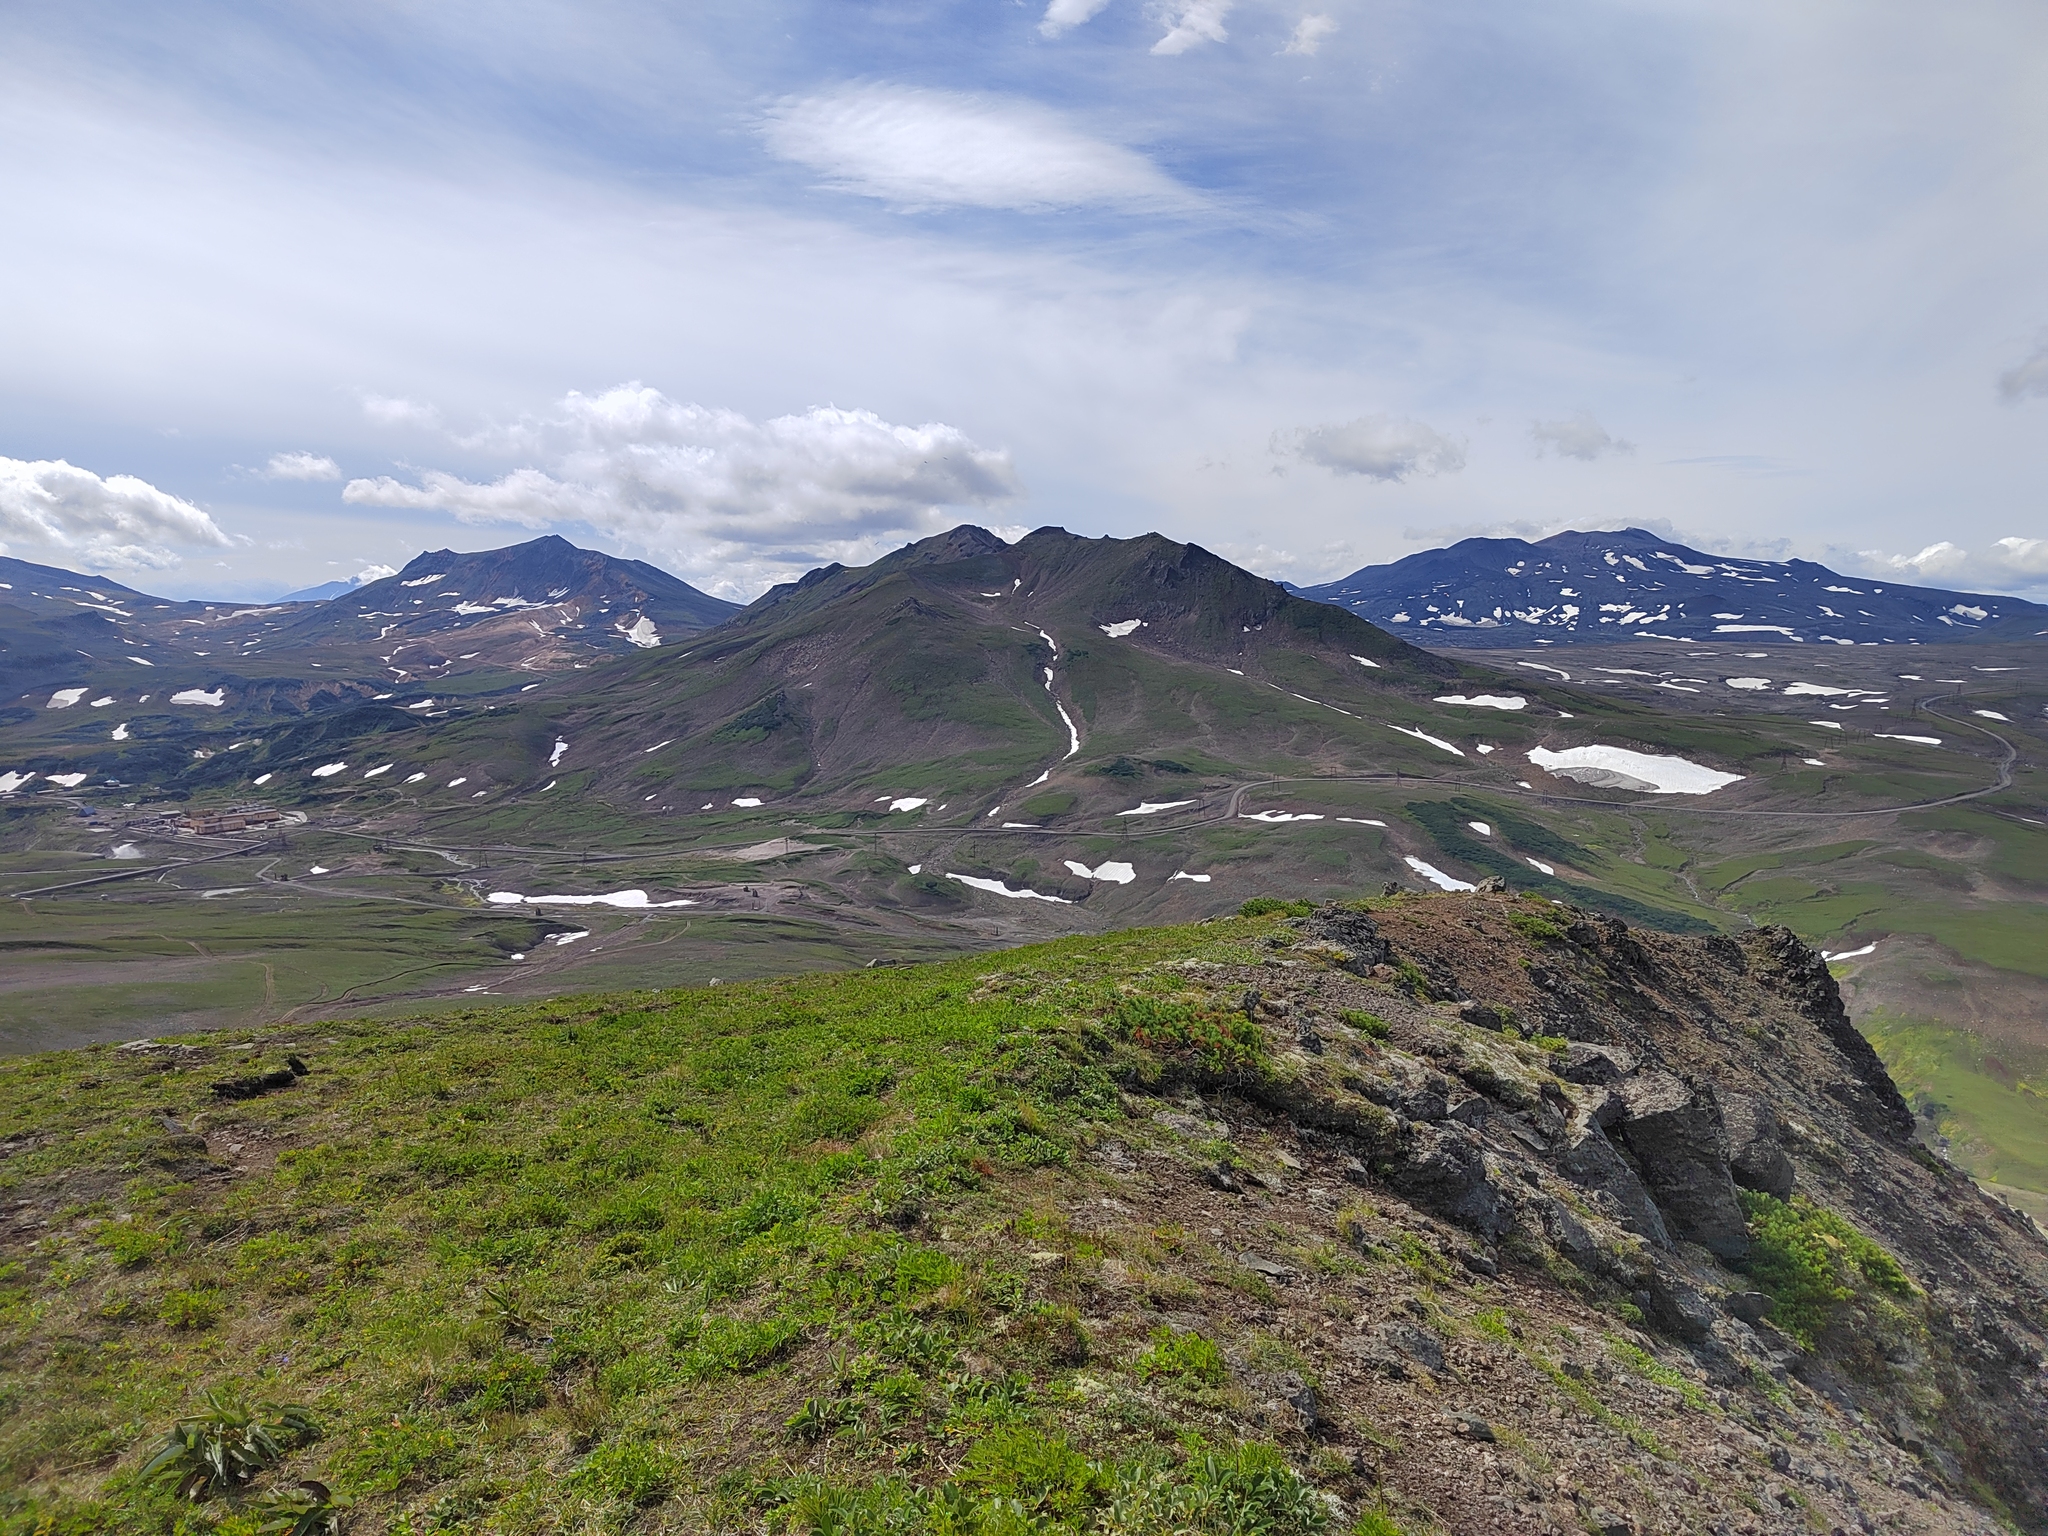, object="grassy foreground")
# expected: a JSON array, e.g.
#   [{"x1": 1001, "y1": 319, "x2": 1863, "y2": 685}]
[{"x1": 1, "y1": 911, "x2": 1426, "y2": 1536}]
